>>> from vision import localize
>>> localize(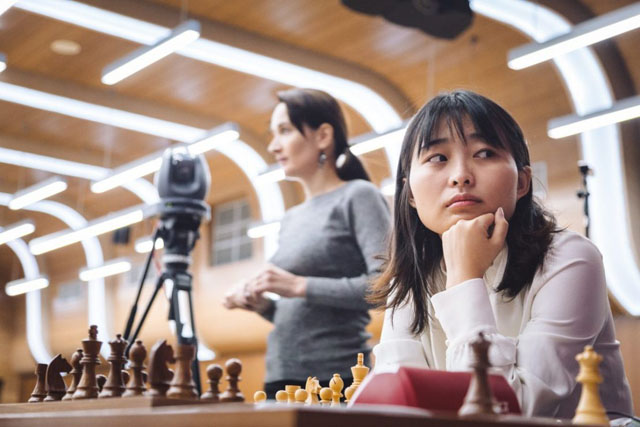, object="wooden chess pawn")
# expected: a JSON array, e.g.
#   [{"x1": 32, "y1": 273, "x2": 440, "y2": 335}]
[
  {"x1": 147, "y1": 339, "x2": 175, "y2": 397},
  {"x1": 200, "y1": 364, "x2": 222, "y2": 402},
  {"x1": 275, "y1": 390, "x2": 288, "y2": 404},
  {"x1": 219, "y1": 358, "x2": 245, "y2": 402},
  {"x1": 329, "y1": 373, "x2": 344, "y2": 407},
  {"x1": 99, "y1": 334, "x2": 128, "y2": 398},
  {"x1": 62, "y1": 349, "x2": 83, "y2": 401},
  {"x1": 253, "y1": 390, "x2": 267, "y2": 404},
  {"x1": 285, "y1": 385, "x2": 300, "y2": 404},
  {"x1": 28, "y1": 363, "x2": 48, "y2": 403},
  {"x1": 458, "y1": 332, "x2": 498, "y2": 417},
  {"x1": 123, "y1": 340, "x2": 147, "y2": 397},
  {"x1": 319, "y1": 387, "x2": 333, "y2": 406},
  {"x1": 572, "y1": 345, "x2": 609, "y2": 426},
  {"x1": 44, "y1": 354, "x2": 72, "y2": 401},
  {"x1": 96, "y1": 374, "x2": 107, "y2": 392},
  {"x1": 294, "y1": 389, "x2": 308, "y2": 404},
  {"x1": 344, "y1": 353, "x2": 369, "y2": 403},
  {"x1": 166, "y1": 344, "x2": 198, "y2": 400},
  {"x1": 73, "y1": 325, "x2": 102, "y2": 400}
]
